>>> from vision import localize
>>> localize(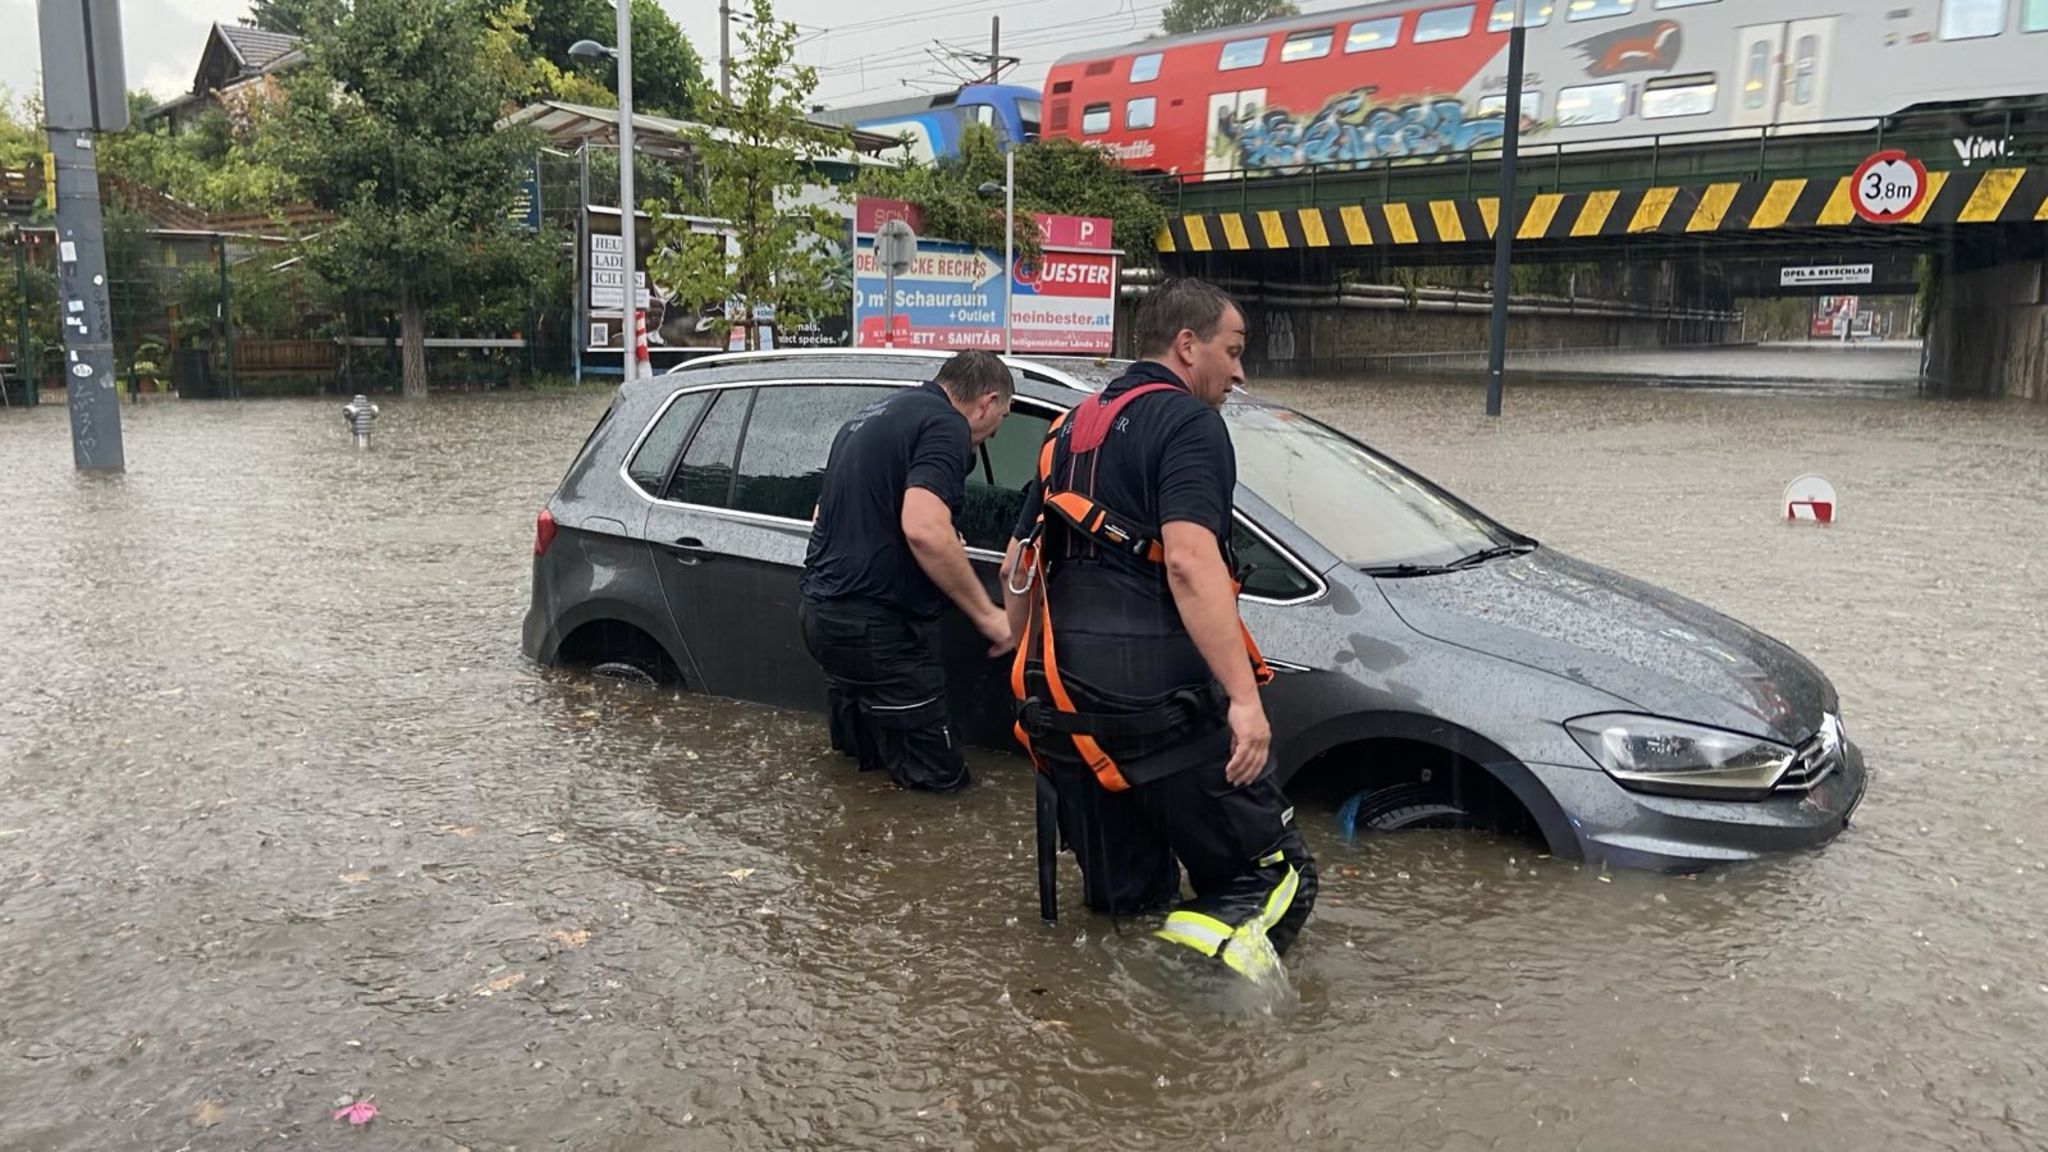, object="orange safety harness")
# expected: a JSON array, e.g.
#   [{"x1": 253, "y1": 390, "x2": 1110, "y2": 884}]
[{"x1": 1009, "y1": 383, "x2": 1273, "y2": 792}]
